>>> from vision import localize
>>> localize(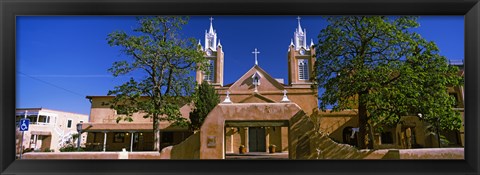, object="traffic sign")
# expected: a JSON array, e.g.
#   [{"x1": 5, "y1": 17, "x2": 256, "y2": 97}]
[{"x1": 19, "y1": 119, "x2": 30, "y2": 131}]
